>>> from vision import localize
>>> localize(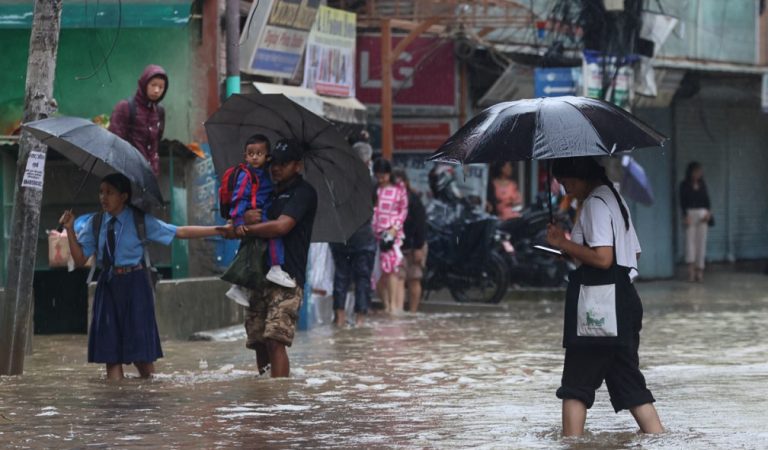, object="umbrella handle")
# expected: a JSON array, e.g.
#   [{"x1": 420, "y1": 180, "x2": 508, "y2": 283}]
[{"x1": 547, "y1": 160, "x2": 553, "y2": 224}]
